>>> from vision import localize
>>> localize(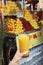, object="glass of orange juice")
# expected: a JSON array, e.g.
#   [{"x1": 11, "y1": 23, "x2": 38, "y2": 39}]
[{"x1": 16, "y1": 34, "x2": 29, "y2": 57}]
